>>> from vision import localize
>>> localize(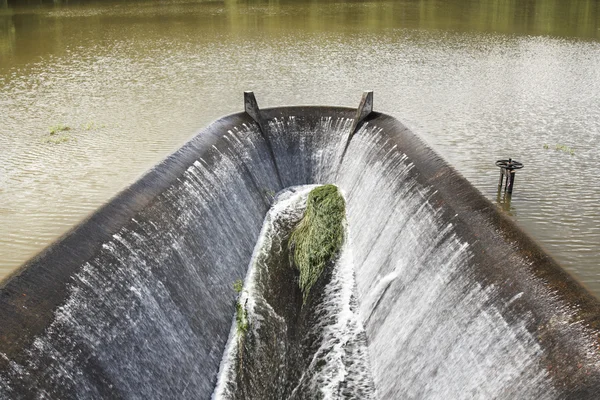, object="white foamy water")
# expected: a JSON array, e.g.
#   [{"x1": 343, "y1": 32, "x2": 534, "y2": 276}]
[
  {"x1": 213, "y1": 185, "x2": 376, "y2": 399},
  {"x1": 336, "y1": 122, "x2": 559, "y2": 398}
]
